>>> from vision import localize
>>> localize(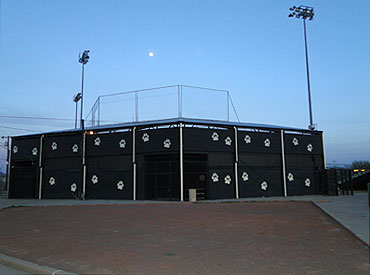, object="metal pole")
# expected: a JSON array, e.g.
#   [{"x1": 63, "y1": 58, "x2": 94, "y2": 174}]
[
  {"x1": 234, "y1": 126, "x2": 239, "y2": 199},
  {"x1": 98, "y1": 97, "x2": 101, "y2": 126},
  {"x1": 75, "y1": 101, "x2": 78, "y2": 129},
  {"x1": 133, "y1": 127, "x2": 136, "y2": 200},
  {"x1": 38, "y1": 135, "x2": 44, "y2": 199},
  {"x1": 80, "y1": 64, "x2": 85, "y2": 128},
  {"x1": 6, "y1": 137, "x2": 11, "y2": 197},
  {"x1": 135, "y1": 91, "x2": 138, "y2": 122},
  {"x1": 281, "y1": 130, "x2": 287, "y2": 197},
  {"x1": 227, "y1": 91, "x2": 230, "y2": 121},
  {"x1": 82, "y1": 131, "x2": 86, "y2": 199},
  {"x1": 180, "y1": 123, "x2": 184, "y2": 202},
  {"x1": 303, "y1": 19, "x2": 314, "y2": 129},
  {"x1": 321, "y1": 133, "x2": 327, "y2": 169},
  {"x1": 5, "y1": 136, "x2": 10, "y2": 193}
]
